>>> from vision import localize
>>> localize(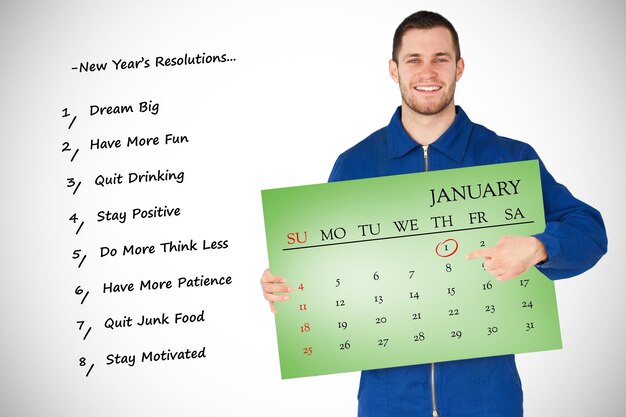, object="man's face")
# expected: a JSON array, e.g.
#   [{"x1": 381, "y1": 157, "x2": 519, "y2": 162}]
[{"x1": 389, "y1": 27, "x2": 464, "y2": 116}]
